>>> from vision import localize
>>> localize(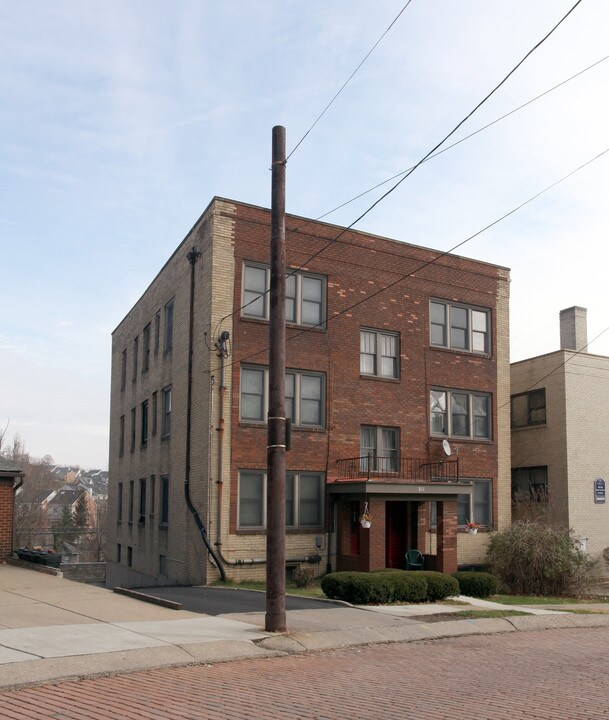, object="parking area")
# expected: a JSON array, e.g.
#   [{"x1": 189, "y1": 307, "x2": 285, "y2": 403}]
[{"x1": 131, "y1": 585, "x2": 344, "y2": 615}]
